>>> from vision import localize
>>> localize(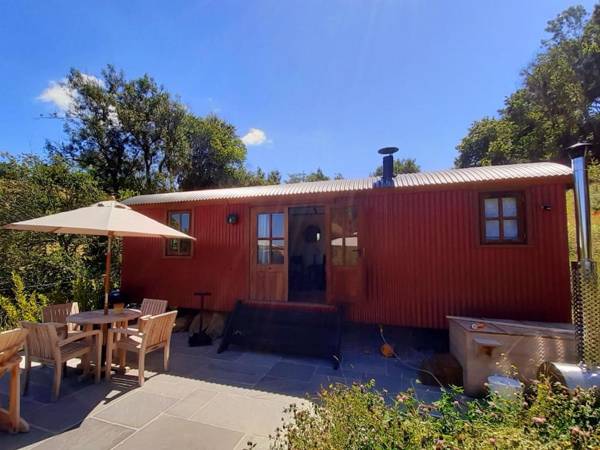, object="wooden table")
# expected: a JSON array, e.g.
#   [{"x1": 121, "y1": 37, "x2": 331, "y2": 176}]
[
  {"x1": 67, "y1": 309, "x2": 141, "y2": 374},
  {"x1": 67, "y1": 309, "x2": 141, "y2": 333}
]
